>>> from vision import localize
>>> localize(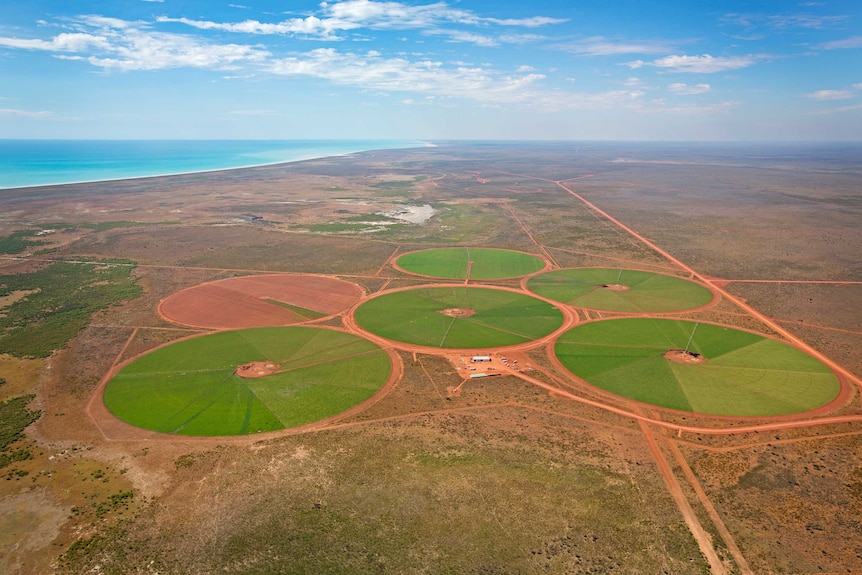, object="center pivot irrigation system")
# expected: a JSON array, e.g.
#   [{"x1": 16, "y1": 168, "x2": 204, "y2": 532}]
[{"x1": 97, "y1": 250, "x2": 843, "y2": 437}]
